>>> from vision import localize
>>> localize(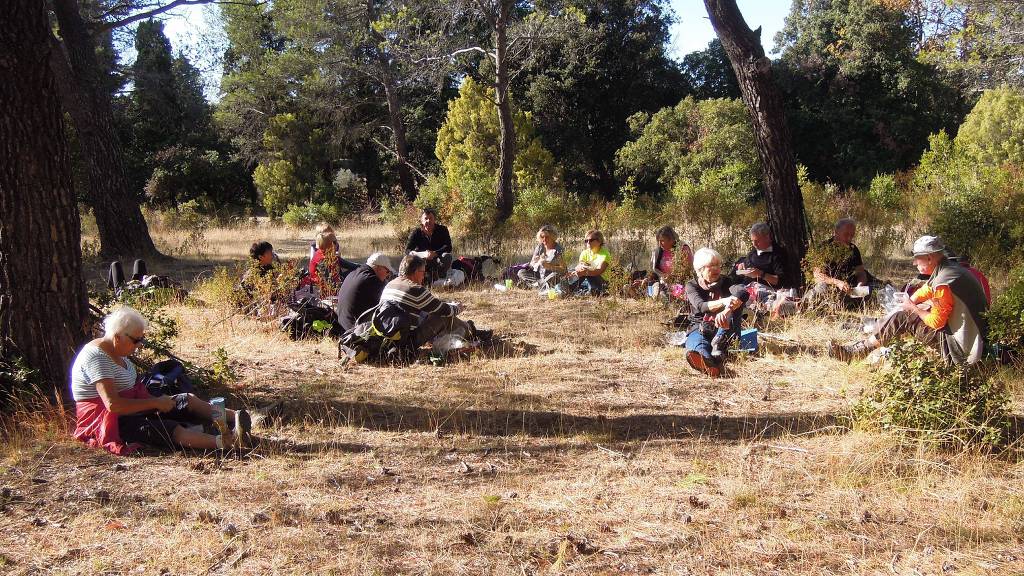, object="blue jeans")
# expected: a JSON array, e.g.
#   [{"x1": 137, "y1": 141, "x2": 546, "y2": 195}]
[{"x1": 684, "y1": 309, "x2": 743, "y2": 359}]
